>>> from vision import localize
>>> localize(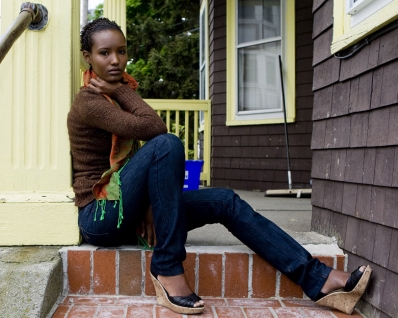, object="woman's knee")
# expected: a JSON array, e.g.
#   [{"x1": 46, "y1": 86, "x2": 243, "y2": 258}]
[{"x1": 153, "y1": 133, "x2": 183, "y2": 151}]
